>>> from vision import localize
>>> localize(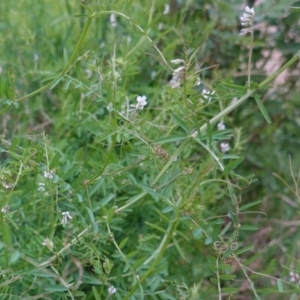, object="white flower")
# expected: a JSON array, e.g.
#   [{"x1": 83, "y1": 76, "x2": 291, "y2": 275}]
[
  {"x1": 217, "y1": 122, "x2": 226, "y2": 130},
  {"x1": 170, "y1": 66, "x2": 186, "y2": 89},
  {"x1": 170, "y1": 59, "x2": 185, "y2": 65},
  {"x1": 33, "y1": 53, "x2": 39, "y2": 62},
  {"x1": 289, "y1": 271, "x2": 300, "y2": 284},
  {"x1": 201, "y1": 89, "x2": 215, "y2": 103},
  {"x1": 245, "y1": 6, "x2": 255, "y2": 15},
  {"x1": 85, "y1": 69, "x2": 93, "y2": 78},
  {"x1": 42, "y1": 237, "x2": 54, "y2": 251},
  {"x1": 163, "y1": 4, "x2": 170, "y2": 15},
  {"x1": 61, "y1": 211, "x2": 73, "y2": 225},
  {"x1": 220, "y1": 142, "x2": 230, "y2": 153},
  {"x1": 134, "y1": 95, "x2": 147, "y2": 110},
  {"x1": 239, "y1": 6, "x2": 255, "y2": 36},
  {"x1": 1, "y1": 205, "x2": 9, "y2": 213},
  {"x1": 108, "y1": 285, "x2": 116, "y2": 295},
  {"x1": 2, "y1": 182, "x2": 13, "y2": 189},
  {"x1": 110, "y1": 14, "x2": 117, "y2": 27},
  {"x1": 158, "y1": 22, "x2": 164, "y2": 30},
  {"x1": 44, "y1": 170, "x2": 55, "y2": 179},
  {"x1": 107, "y1": 102, "x2": 113, "y2": 112},
  {"x1": 37, "y1": 182, "x2": 45, "y2": 192}
]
